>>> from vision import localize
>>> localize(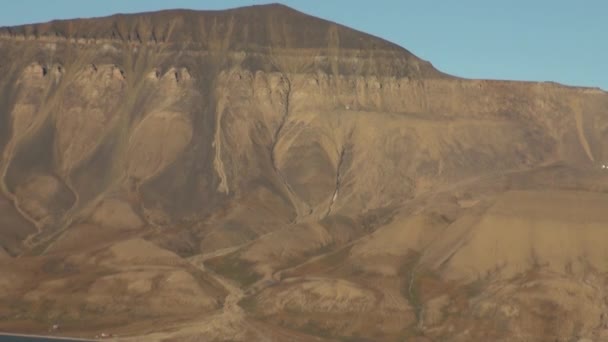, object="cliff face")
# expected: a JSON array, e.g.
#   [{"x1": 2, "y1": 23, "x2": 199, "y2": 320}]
[{"x1": 1, "y1": 4, "x2": 608, "y2": 341}]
